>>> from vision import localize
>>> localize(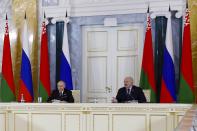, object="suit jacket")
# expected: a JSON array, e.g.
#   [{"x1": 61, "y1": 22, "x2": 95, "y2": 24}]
[
  {"x1": 116, "y1": 86, "x2": 146, "y2": 103},
  {"x1": 47, "y1": 89, "x2": 74, "y2": 103}
]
